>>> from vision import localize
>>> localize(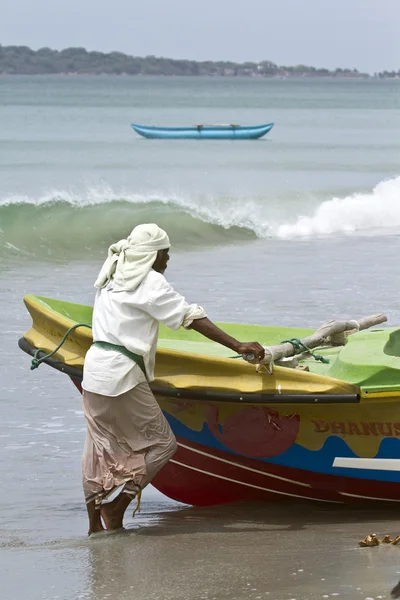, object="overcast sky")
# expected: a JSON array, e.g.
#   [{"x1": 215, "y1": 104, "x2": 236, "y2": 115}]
[{"x1": 1, "y1": 0, "x2": 399, "y2": 73}]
